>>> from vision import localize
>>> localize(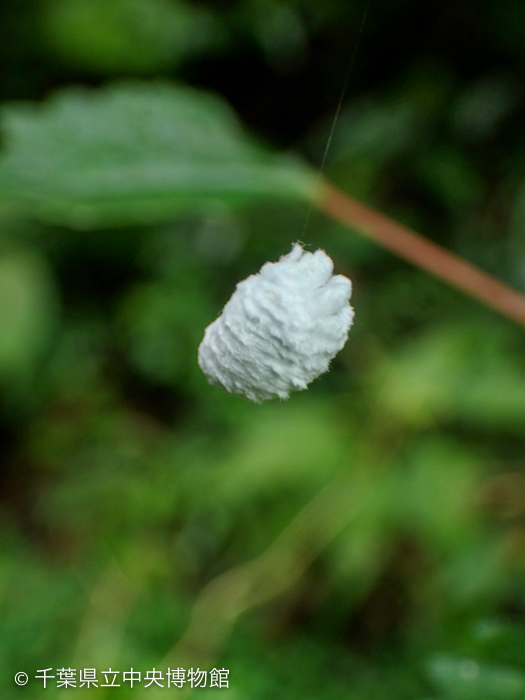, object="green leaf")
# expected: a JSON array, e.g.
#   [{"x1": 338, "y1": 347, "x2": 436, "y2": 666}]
[
  {"x1": 0, "y1": 82, "x2": 316, "y2": 229},
  {"x1": 470, "y1": 620, "x2": 525, "y2": 667},
  {"x1": 0, "y1": 250, "x2": 58, "y2": 386},
  {"x1": 215, "y1": 400, "x2": 349, "y2": 503},
  {"x1": 376, "y1": 321, "x2": 525, "y2": 431},
  {"x1": 426, "y1": 654, "x2": 525, "y2": 700},
  {"x1": 43, "y1": 0, "x2": 217, "y2": 75},
  {"x1": 399, "y1": 438, "x2": 481, "y2": 554}
]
